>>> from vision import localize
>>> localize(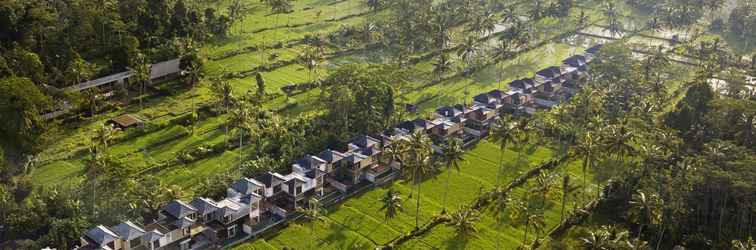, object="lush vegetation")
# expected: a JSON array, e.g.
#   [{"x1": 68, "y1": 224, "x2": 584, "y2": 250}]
[{"x1": 0, "y1": 0, "x2": 754, "y2": 249}]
